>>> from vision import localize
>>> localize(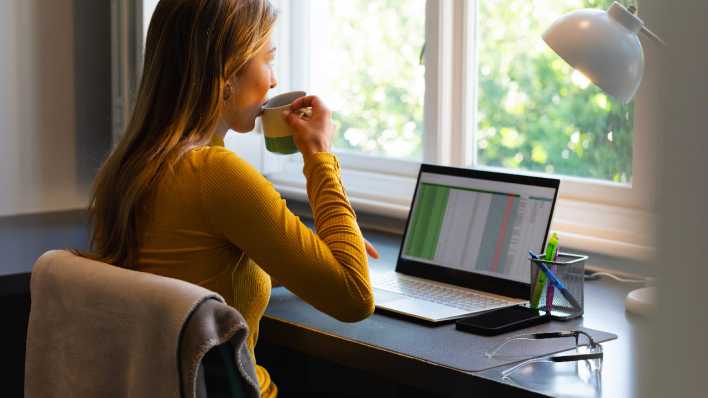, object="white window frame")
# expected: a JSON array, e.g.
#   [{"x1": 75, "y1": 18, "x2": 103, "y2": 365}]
[{"x1": 133, "y1": 0, "x2": 657, "y2": 261}]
